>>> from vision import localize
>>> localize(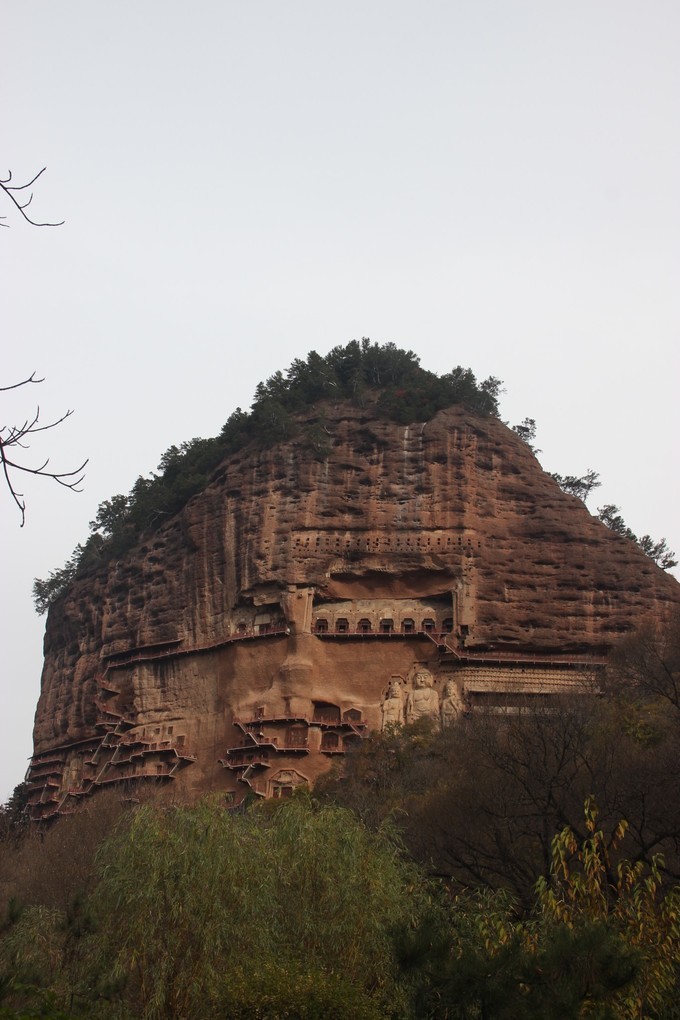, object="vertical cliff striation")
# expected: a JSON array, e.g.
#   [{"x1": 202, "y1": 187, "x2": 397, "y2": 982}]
[{"x1": 27, "y1": 400, "x2": 680, "y2": 816}]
